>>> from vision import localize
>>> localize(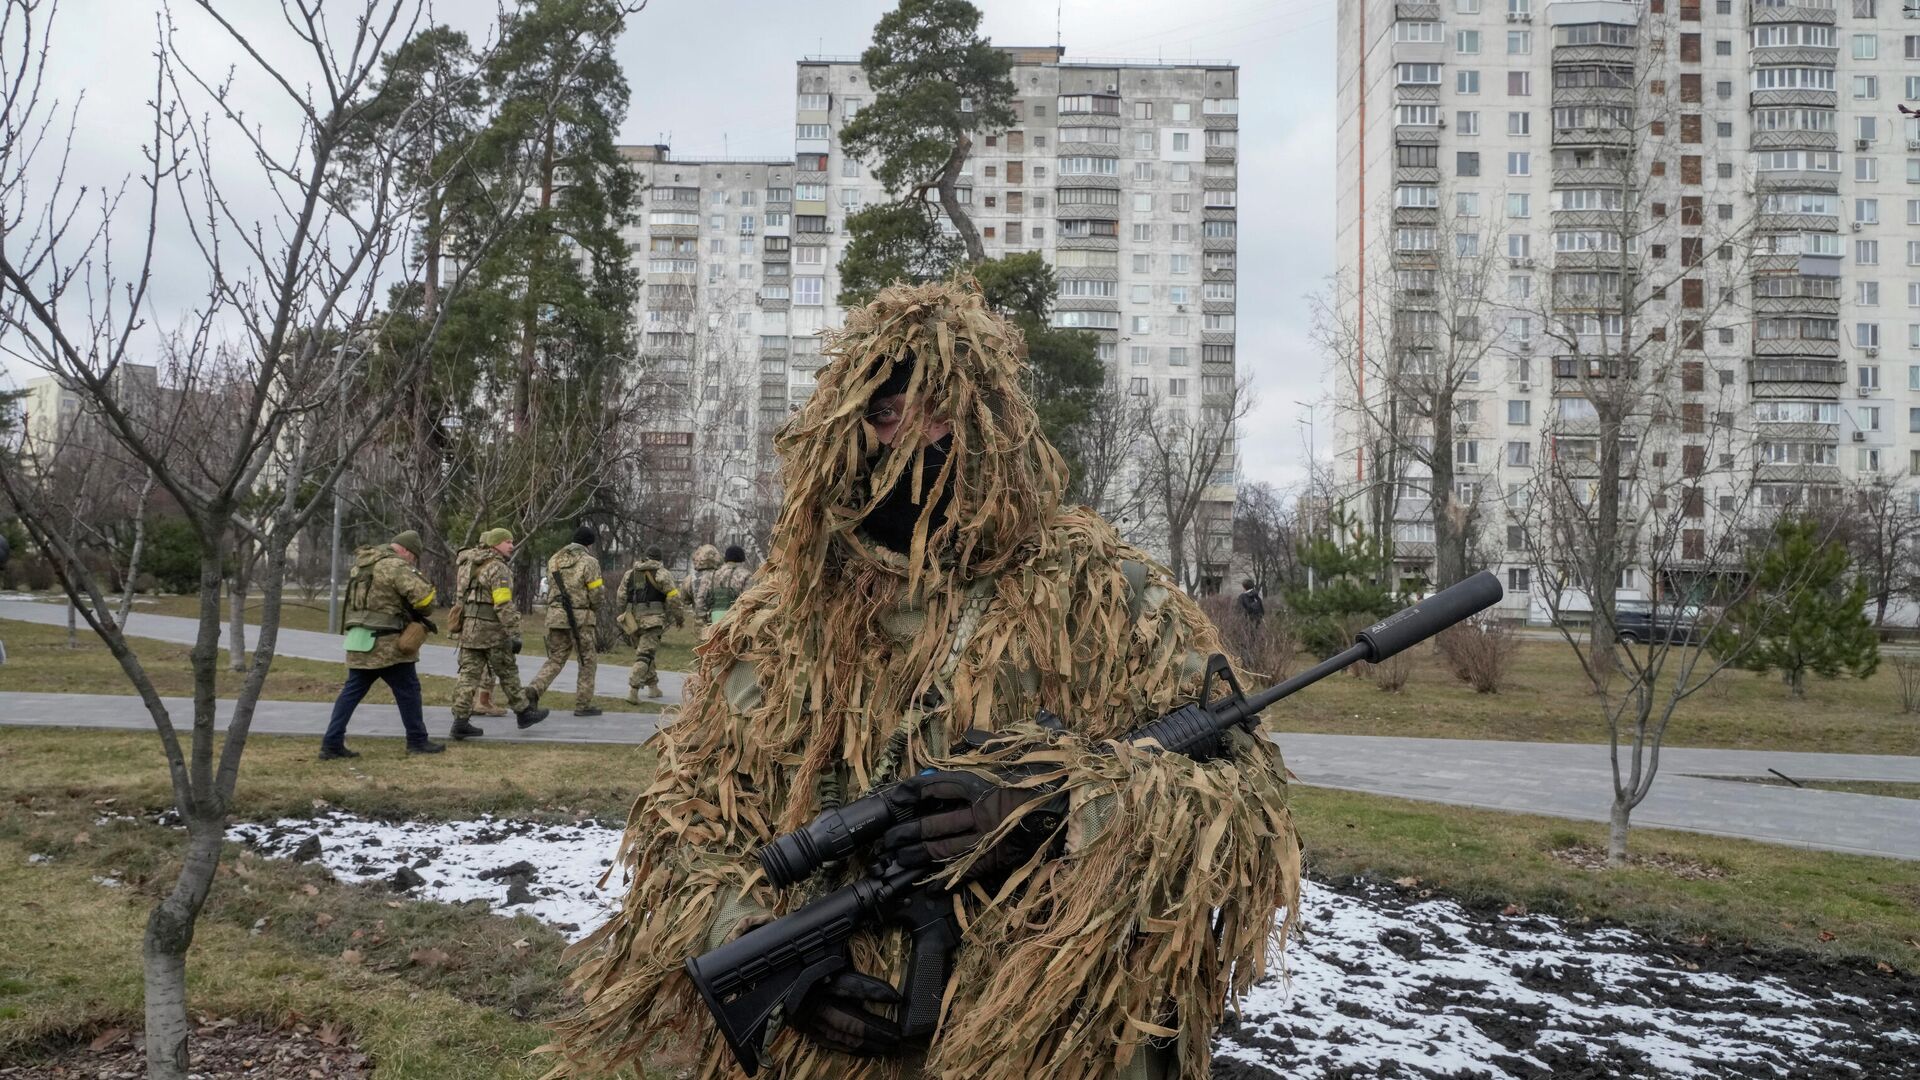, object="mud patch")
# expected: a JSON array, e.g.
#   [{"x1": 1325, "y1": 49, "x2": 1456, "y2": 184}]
[{"x1": 1, "y1": 1022, "x2": 369, "y2": 1079}]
